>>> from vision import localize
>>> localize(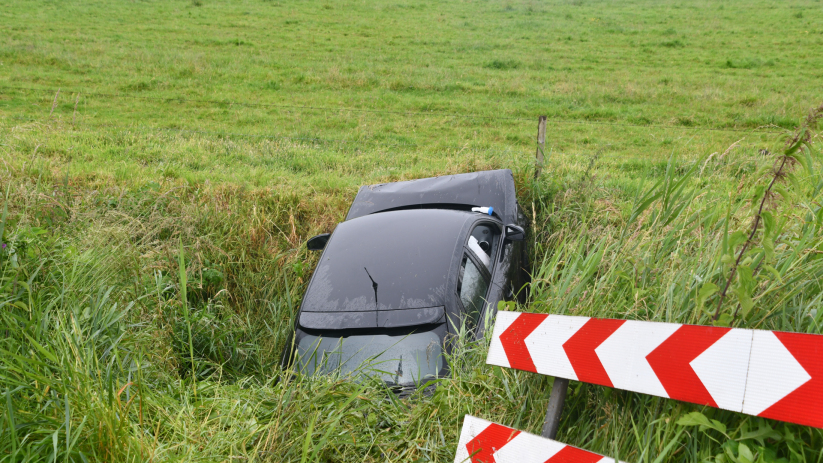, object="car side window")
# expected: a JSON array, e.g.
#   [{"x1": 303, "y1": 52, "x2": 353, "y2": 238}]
[
  {"x1": 466, "y1": 223, "x2": 500, "y2": 269},
  {"x1": 457, "y1": 254, "x2": 490, "y2": 328}
]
